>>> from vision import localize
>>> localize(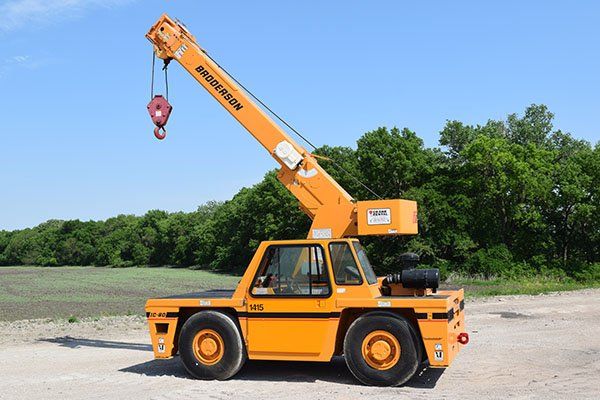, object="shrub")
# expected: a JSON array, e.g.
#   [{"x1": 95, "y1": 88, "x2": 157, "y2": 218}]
[
  {"x1": 463, "y1": 245, "x2": 536, "y2": 279},
  {"x1": 572, "y1": 263, "x2": 600, "y2": 282}
]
